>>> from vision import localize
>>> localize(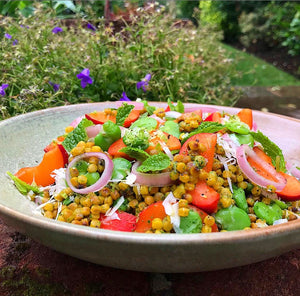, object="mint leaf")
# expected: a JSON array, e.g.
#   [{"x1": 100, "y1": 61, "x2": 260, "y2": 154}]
[
  {"x1": 137, "y1": 153, "x2": 171, "y2": 173},
  {"x1": 167, "y1": 99, "x2": 184, "y2": 113},
  {"x1": 250, "y1": 130, "x2": 286, "y2": 172},
  {"x1": 7, "y1": 171, "x2": 42, "y2": 195},
  {"x1": 182, "y1": 122, "x2": 224, "y2": 144},
  {"x1": 119, "y1": 147, "x2": 150, "y2": 162},
  {"x1": 116, "y1": 103, "x2": 134, "y2": 126},
  {"x1": 62, "y1": 118, "x2": 93, "y2": 152}
]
